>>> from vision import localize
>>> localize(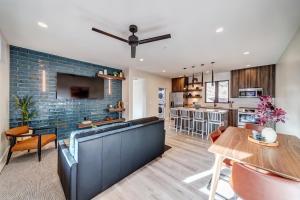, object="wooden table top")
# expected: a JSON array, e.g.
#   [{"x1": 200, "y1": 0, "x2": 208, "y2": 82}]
[{"x1": 208, "y1": 126, "x2": 300, "y2": 181}]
